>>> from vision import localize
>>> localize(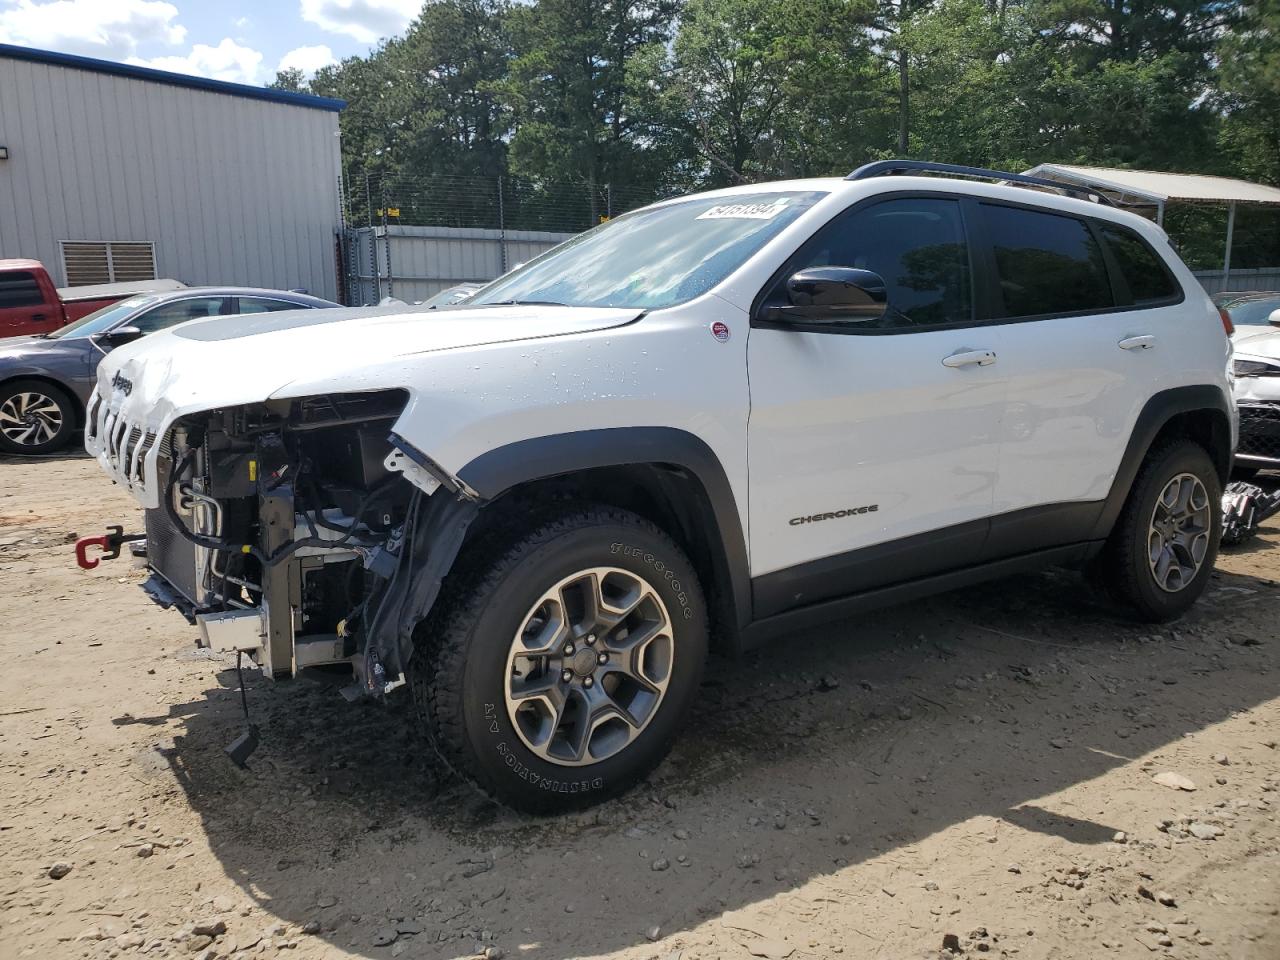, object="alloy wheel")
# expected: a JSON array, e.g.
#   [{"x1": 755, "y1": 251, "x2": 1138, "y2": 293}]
[
  {"x1": 1147, "y1": 472, "x2": 1212, "y2": 593},
  {"x1": 504, "y1": 566, "x2": 675, "y2": 766},
  {"x1": 0, "y1": 391, "x2": 64, "y2": 447}
]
